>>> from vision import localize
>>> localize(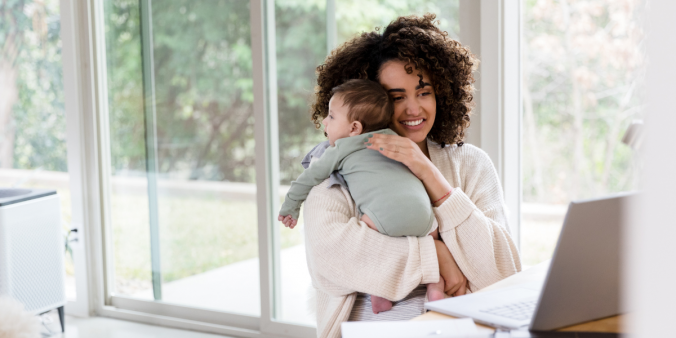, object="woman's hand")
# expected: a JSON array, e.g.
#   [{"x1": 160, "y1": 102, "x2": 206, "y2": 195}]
[
  {"x1": 435, "y1": 239, "x2": 468, "y2": 297},
  {"x1": 365, "y1": 133, "x2": 454, "y2": 206},
  {"x1": 365, "y1": 133, "x2": 435, "y2": 181}
]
